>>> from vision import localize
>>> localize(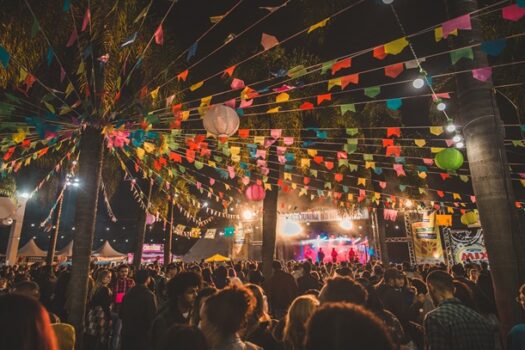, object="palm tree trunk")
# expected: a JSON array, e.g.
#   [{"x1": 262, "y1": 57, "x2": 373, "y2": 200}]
[
  {"x1": 68, "y1": 126, "x2": 105, "y2": 348},
  {"x1": 448, "y1": 0, "x2": 525, "y2": 335},
  {"x1": 164, "y1": 199, "x2": 173, "y2": 265},
  {"x1": 46, "y1": 192, "x2": 64, "y2": 266},
  {"x1": 262, "y1": 146, "x2": 280, "y2": 280},
  {"x1": 133, "y1": 180, "x2": 153, "y2": 270}
]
